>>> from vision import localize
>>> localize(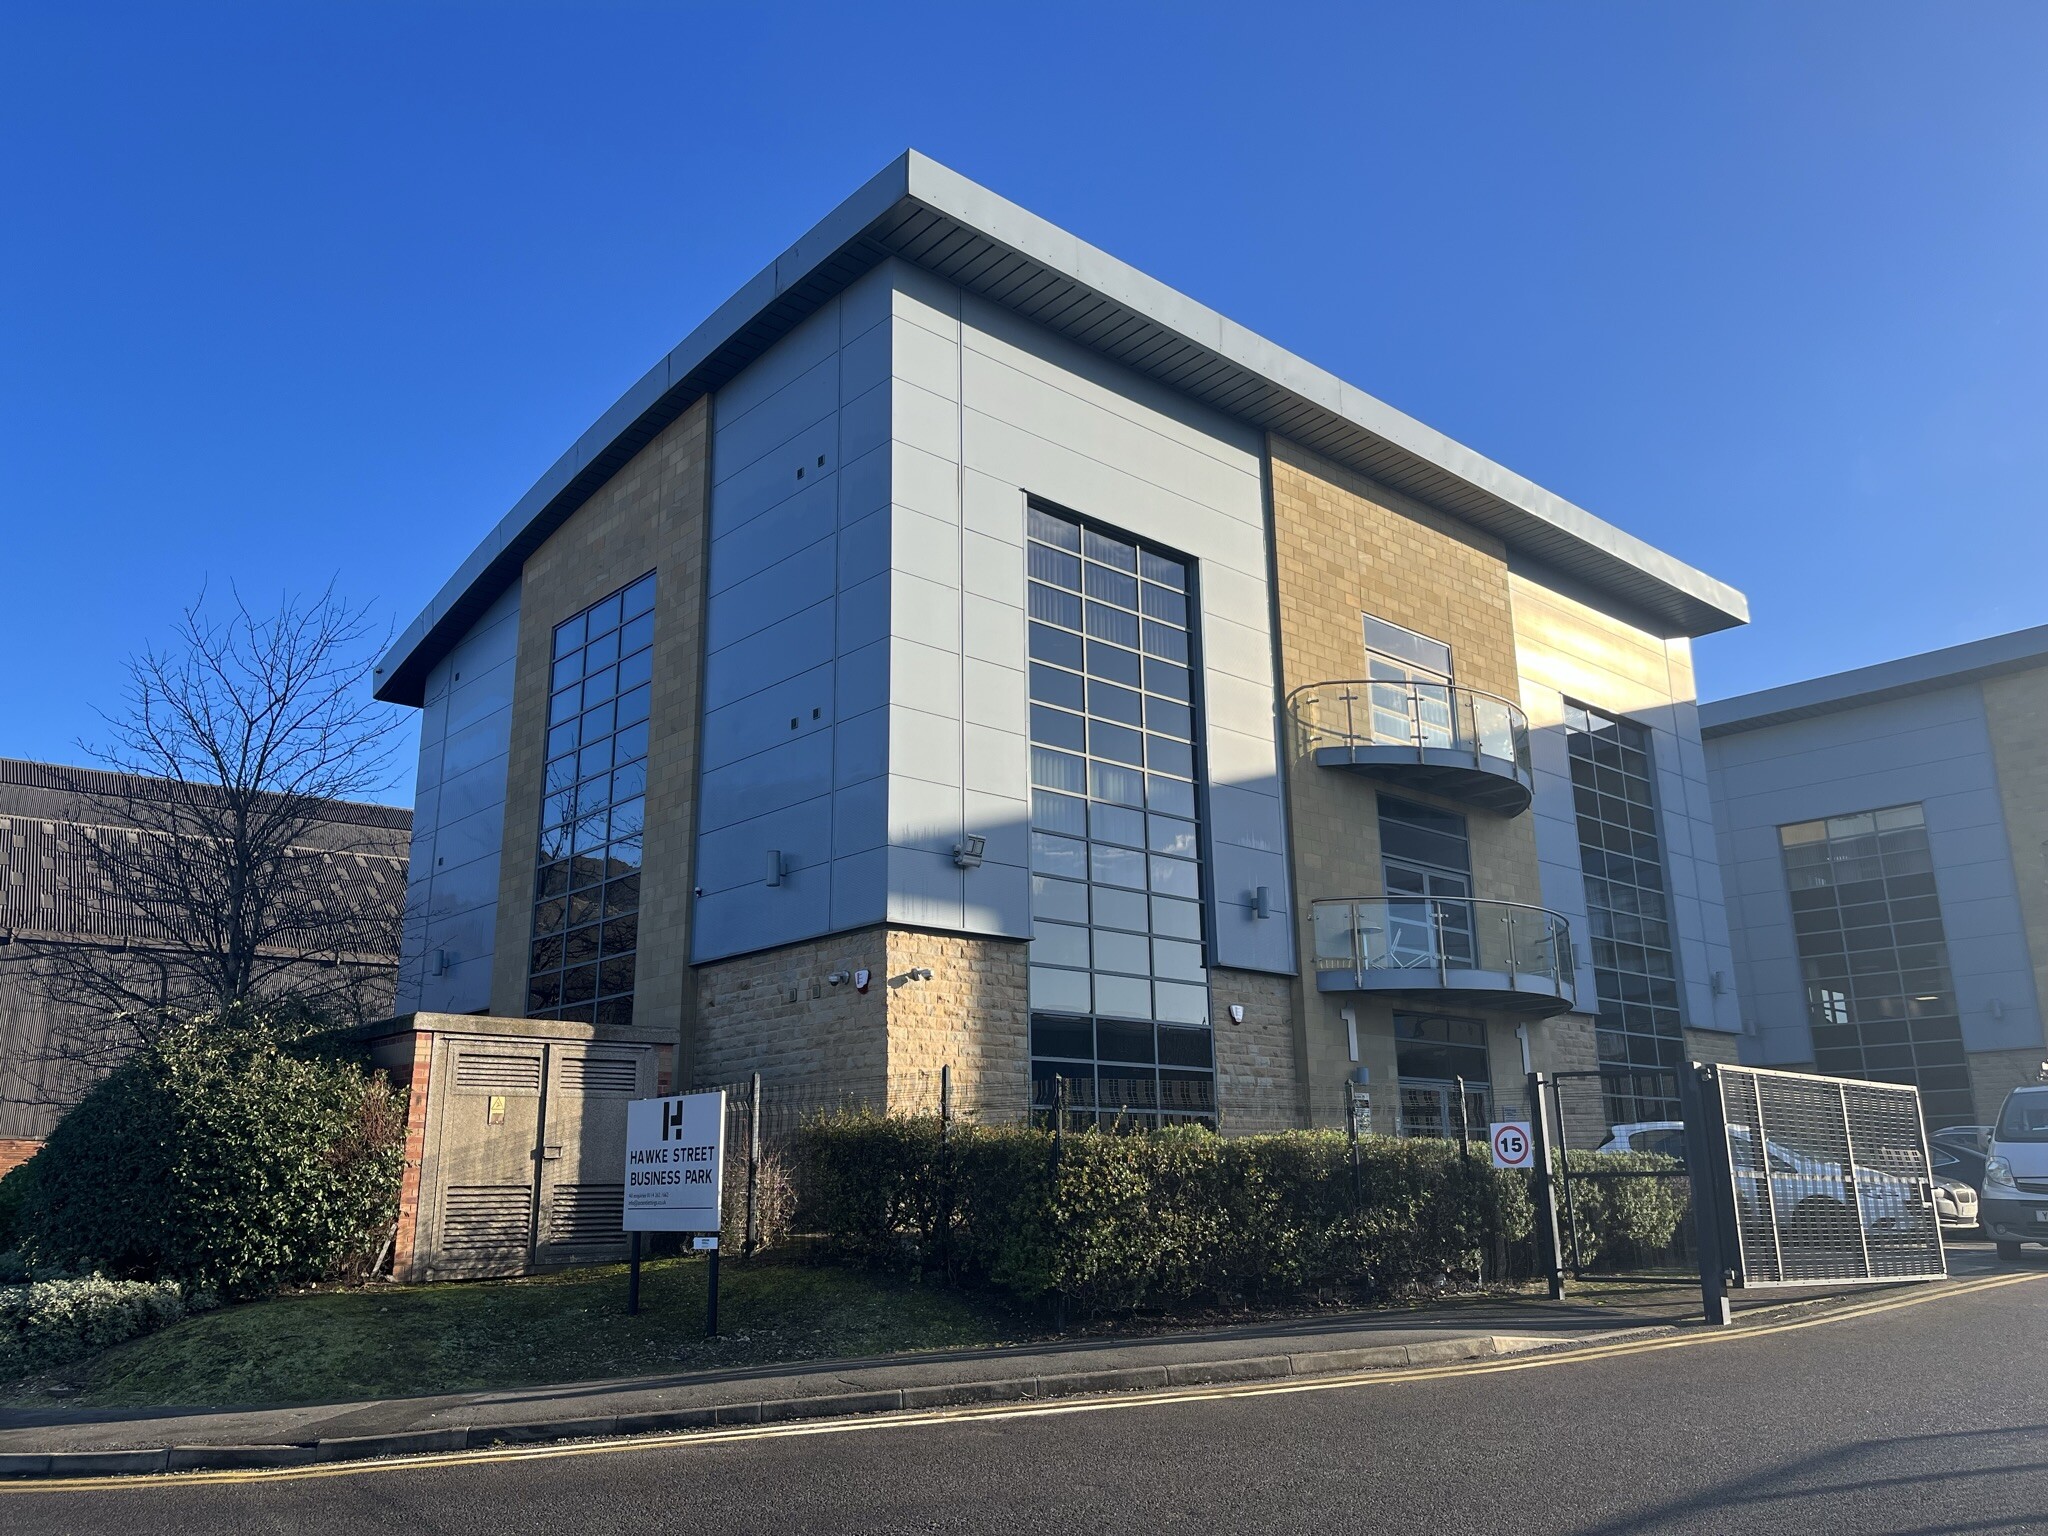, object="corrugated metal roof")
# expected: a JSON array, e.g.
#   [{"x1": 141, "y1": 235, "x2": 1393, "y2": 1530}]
[
  {"x1": 375, "y1": 150, "x2": 1748, "y2": 707},
  {"x1": 0, "y1": 760, "x2": 411, "y2": 948}
]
